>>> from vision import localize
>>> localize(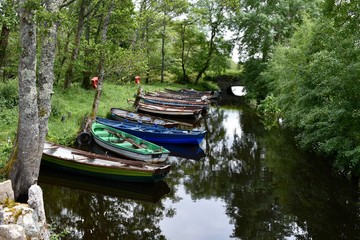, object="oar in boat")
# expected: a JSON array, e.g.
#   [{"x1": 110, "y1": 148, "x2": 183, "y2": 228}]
[
  {"x1": 71, "y1": 150, "x2": 145, "y2": 167},
  {"x1": 104, "y1": 129, "x2": 145, "y2": 149}
]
